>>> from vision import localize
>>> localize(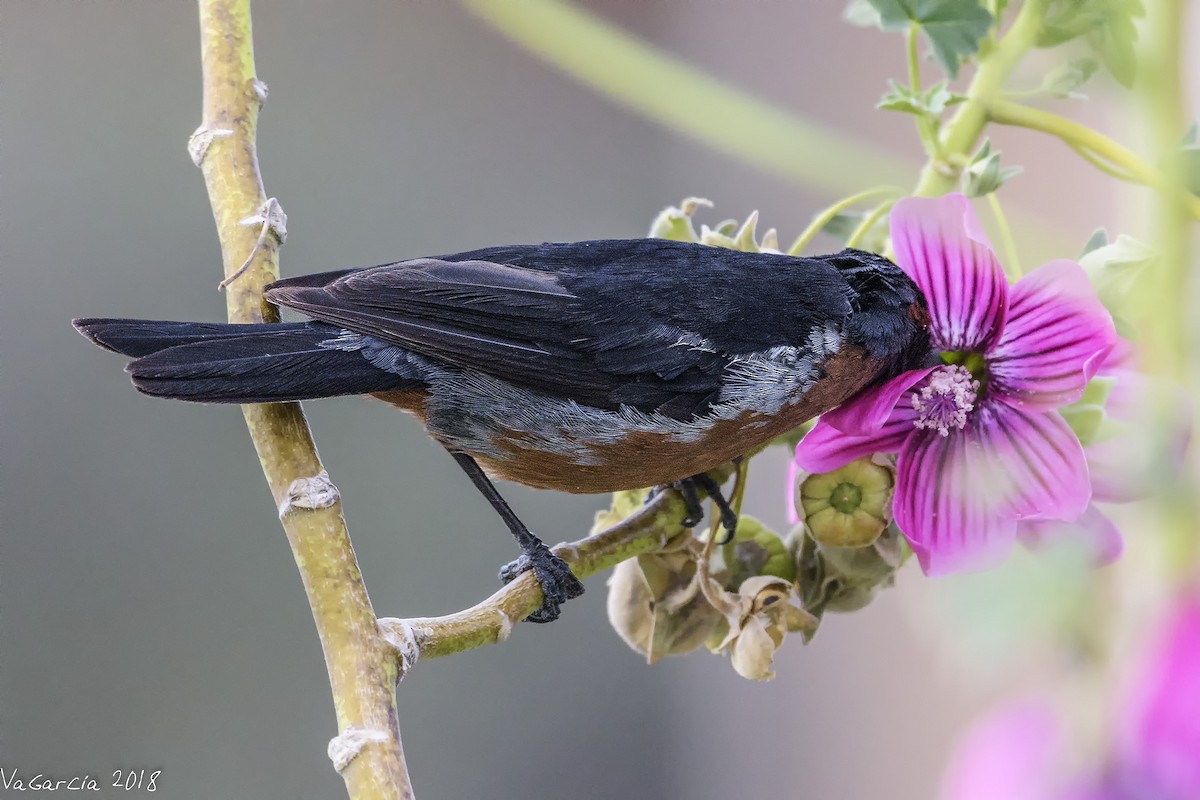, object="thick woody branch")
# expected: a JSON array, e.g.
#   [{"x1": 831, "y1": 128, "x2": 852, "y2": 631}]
[{"x1": 193, "y1": 2, "x2": 412, "y2": 798}]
